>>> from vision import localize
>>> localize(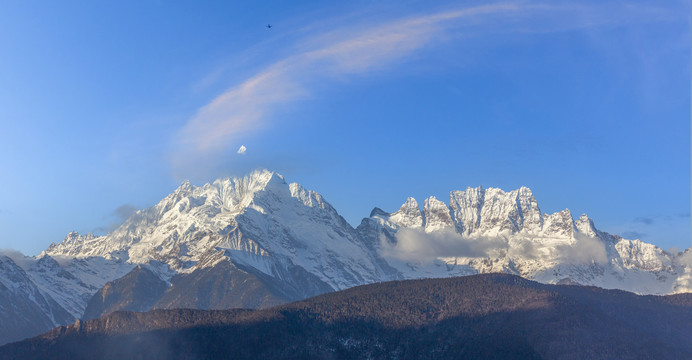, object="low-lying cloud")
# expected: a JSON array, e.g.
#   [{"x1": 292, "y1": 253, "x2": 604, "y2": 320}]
[
  {"x1": 94, "y1": 203, "x2": 139, "y2": 235},
  {"x1": 674, "y1": 250, "x2": 692, "y2": 292},
  {"x1": 678, "y1": 250, "x2": 692, "y2": 268},
  {"x1": 0, "y1": 248, "x2": 34, "y2": 269},
  {"x1": 555, "y1": 234, "x2": 608, "y2": 265},
  {"x1": 382, "y1": 228, "x2": 608, "y2": 266},
  {"x1": 381, "y1": 228, "x2": 507, "y2": 262},
  {"x1": 114, "y1": 204, "x2": 138, "y2": 222}
]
